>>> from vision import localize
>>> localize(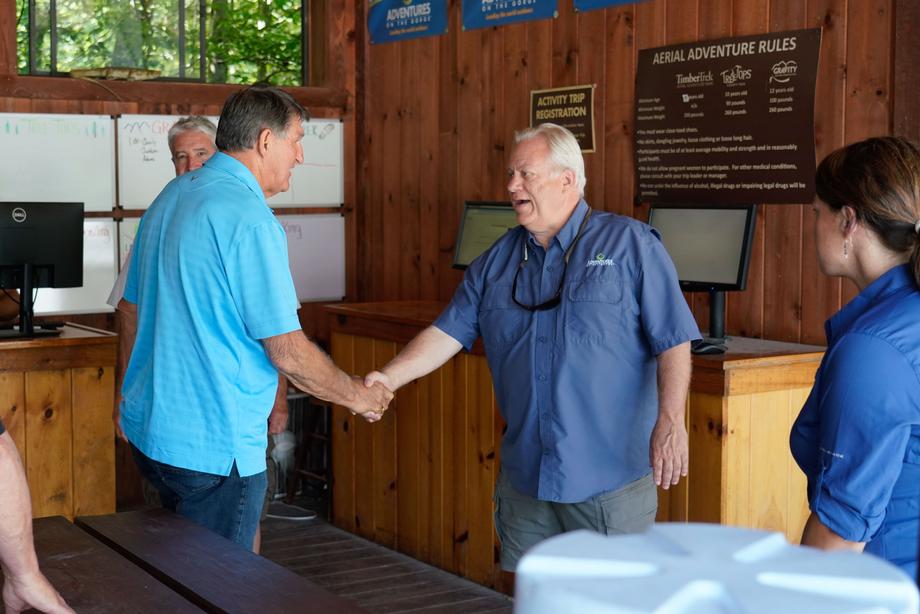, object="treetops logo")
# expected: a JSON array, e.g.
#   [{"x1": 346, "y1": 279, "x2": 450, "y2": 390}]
[
  {"x1": 721, "y1": 65, "x2": 752, "y2": 85},
  {"x1": 770, "y1": 60, "x2": 798, "y2": 84}
]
